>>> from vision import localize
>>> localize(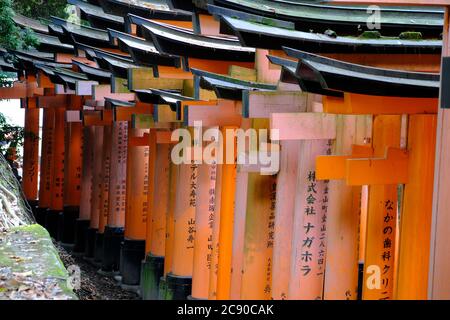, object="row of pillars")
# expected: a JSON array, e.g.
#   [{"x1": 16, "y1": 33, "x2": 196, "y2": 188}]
[{"x1": 19, "y1": 84, "x2": 438, "y2": 300}]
